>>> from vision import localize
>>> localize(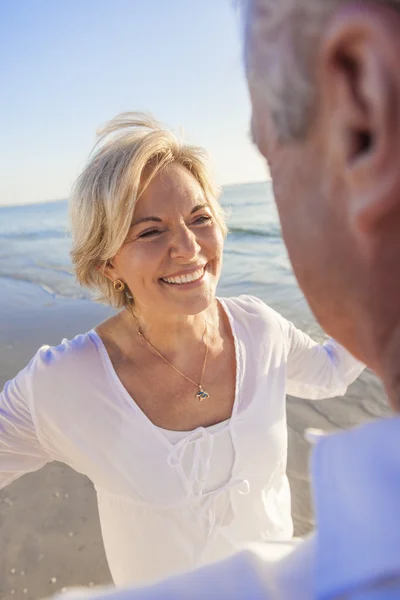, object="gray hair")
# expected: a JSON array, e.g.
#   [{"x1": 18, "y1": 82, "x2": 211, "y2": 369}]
[{"x1": 243, "y1": 0, "x2": 400, "y2": 141}]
